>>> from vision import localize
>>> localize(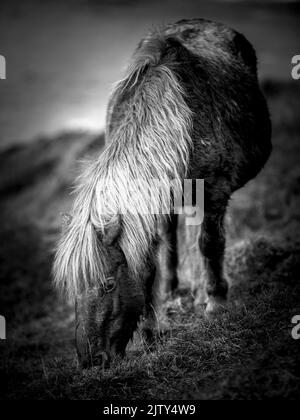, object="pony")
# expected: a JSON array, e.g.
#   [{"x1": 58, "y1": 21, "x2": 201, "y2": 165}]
[{"x1": 53, "y1": 18, "x2": 271, "y2": 367}]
